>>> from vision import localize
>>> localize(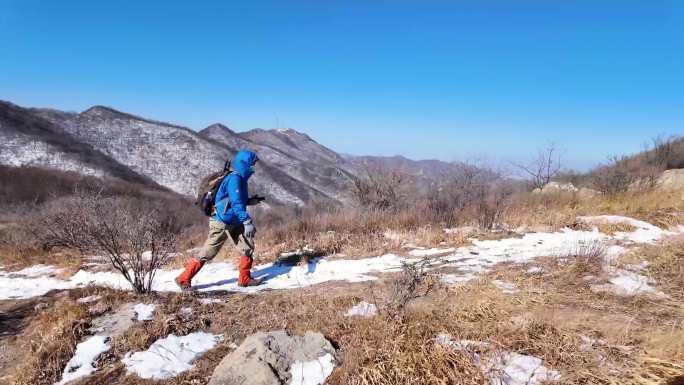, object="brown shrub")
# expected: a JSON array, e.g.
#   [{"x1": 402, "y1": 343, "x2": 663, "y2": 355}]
[
  {"x1": 382, "y1": 258, "x2": 438, "y2": 320},
  {"x1": 352, "y1": 166, "x2": 406, "y2": 210},
  {"x1": 34, "y1": 192, "x2": 187, "y2": 293}
]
